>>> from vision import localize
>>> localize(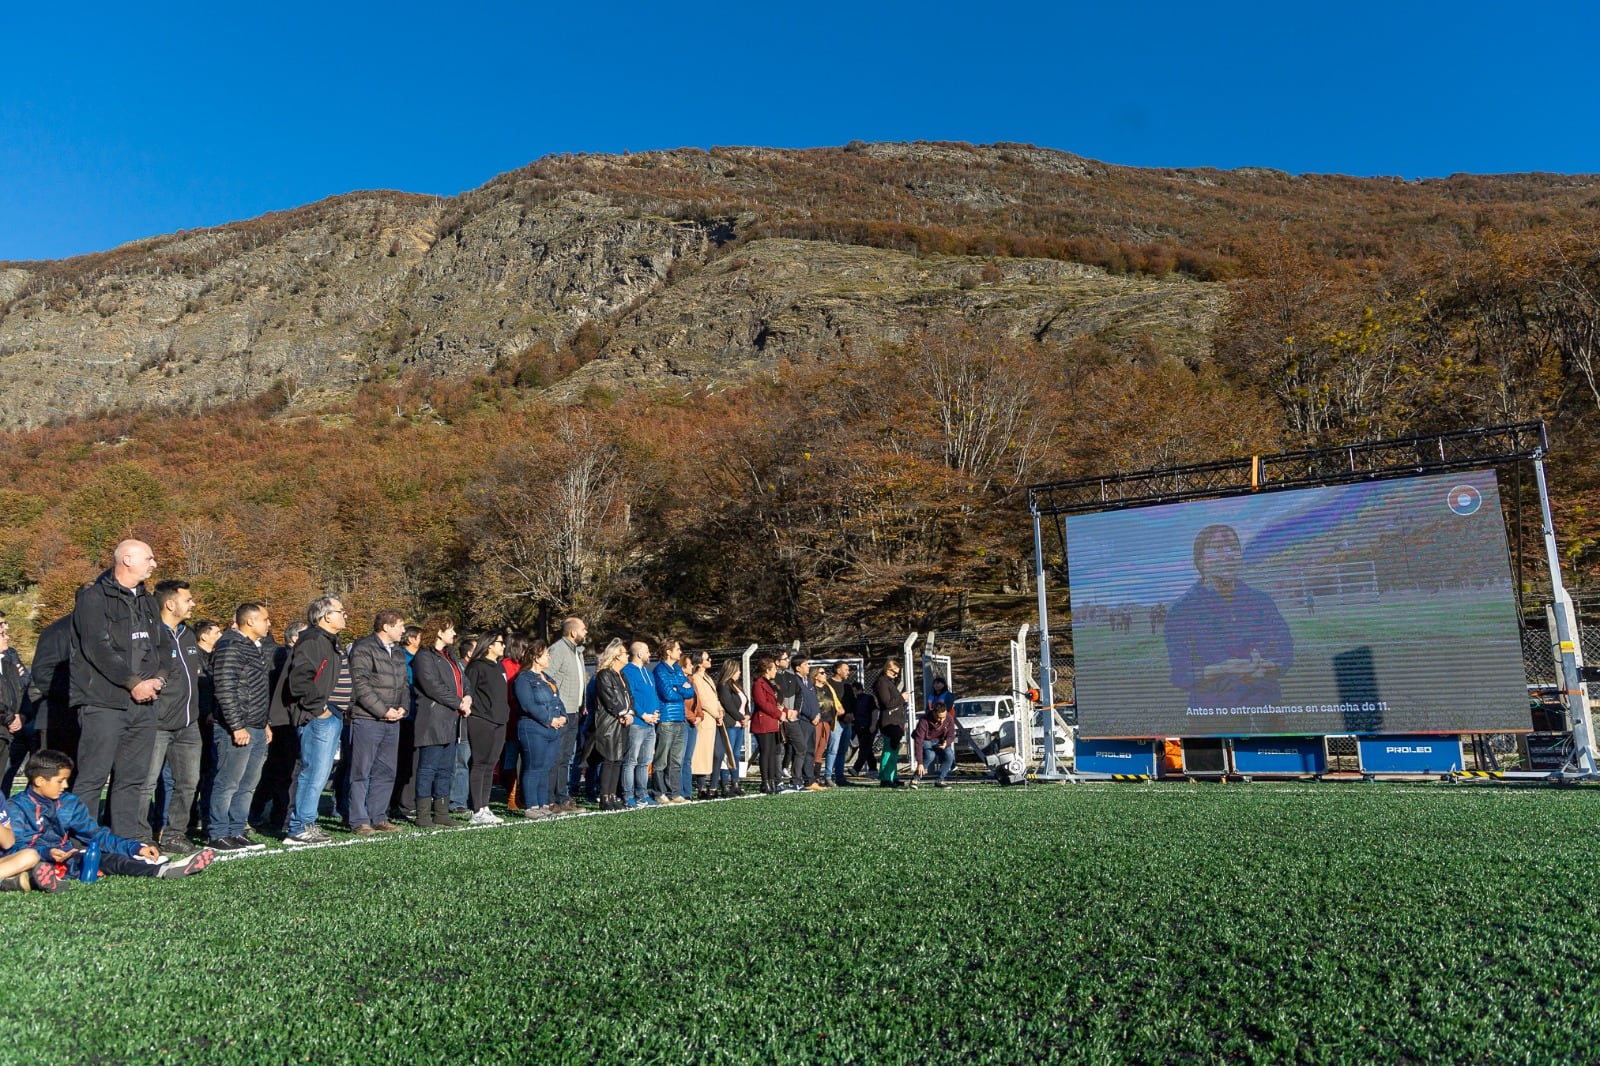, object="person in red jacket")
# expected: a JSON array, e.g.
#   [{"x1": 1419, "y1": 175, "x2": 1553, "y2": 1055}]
[
  {"x1": 912, "y1": 701, "x2": 958, "y2": 788},
  {"x1": 750, "y1": 657, "x2": 784, "y2": 795}
]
